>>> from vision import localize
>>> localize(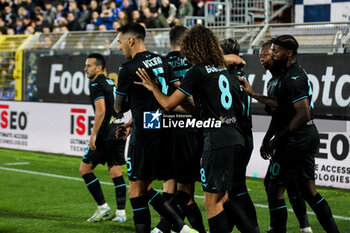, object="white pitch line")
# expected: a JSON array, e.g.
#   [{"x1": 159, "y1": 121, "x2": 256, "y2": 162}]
[
  {"x1": 2, "y1": 162, "x2": 30, "y2": 165},
  {"x1": 0, "y1": 166, "x2": 349, "y2": 221}
]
